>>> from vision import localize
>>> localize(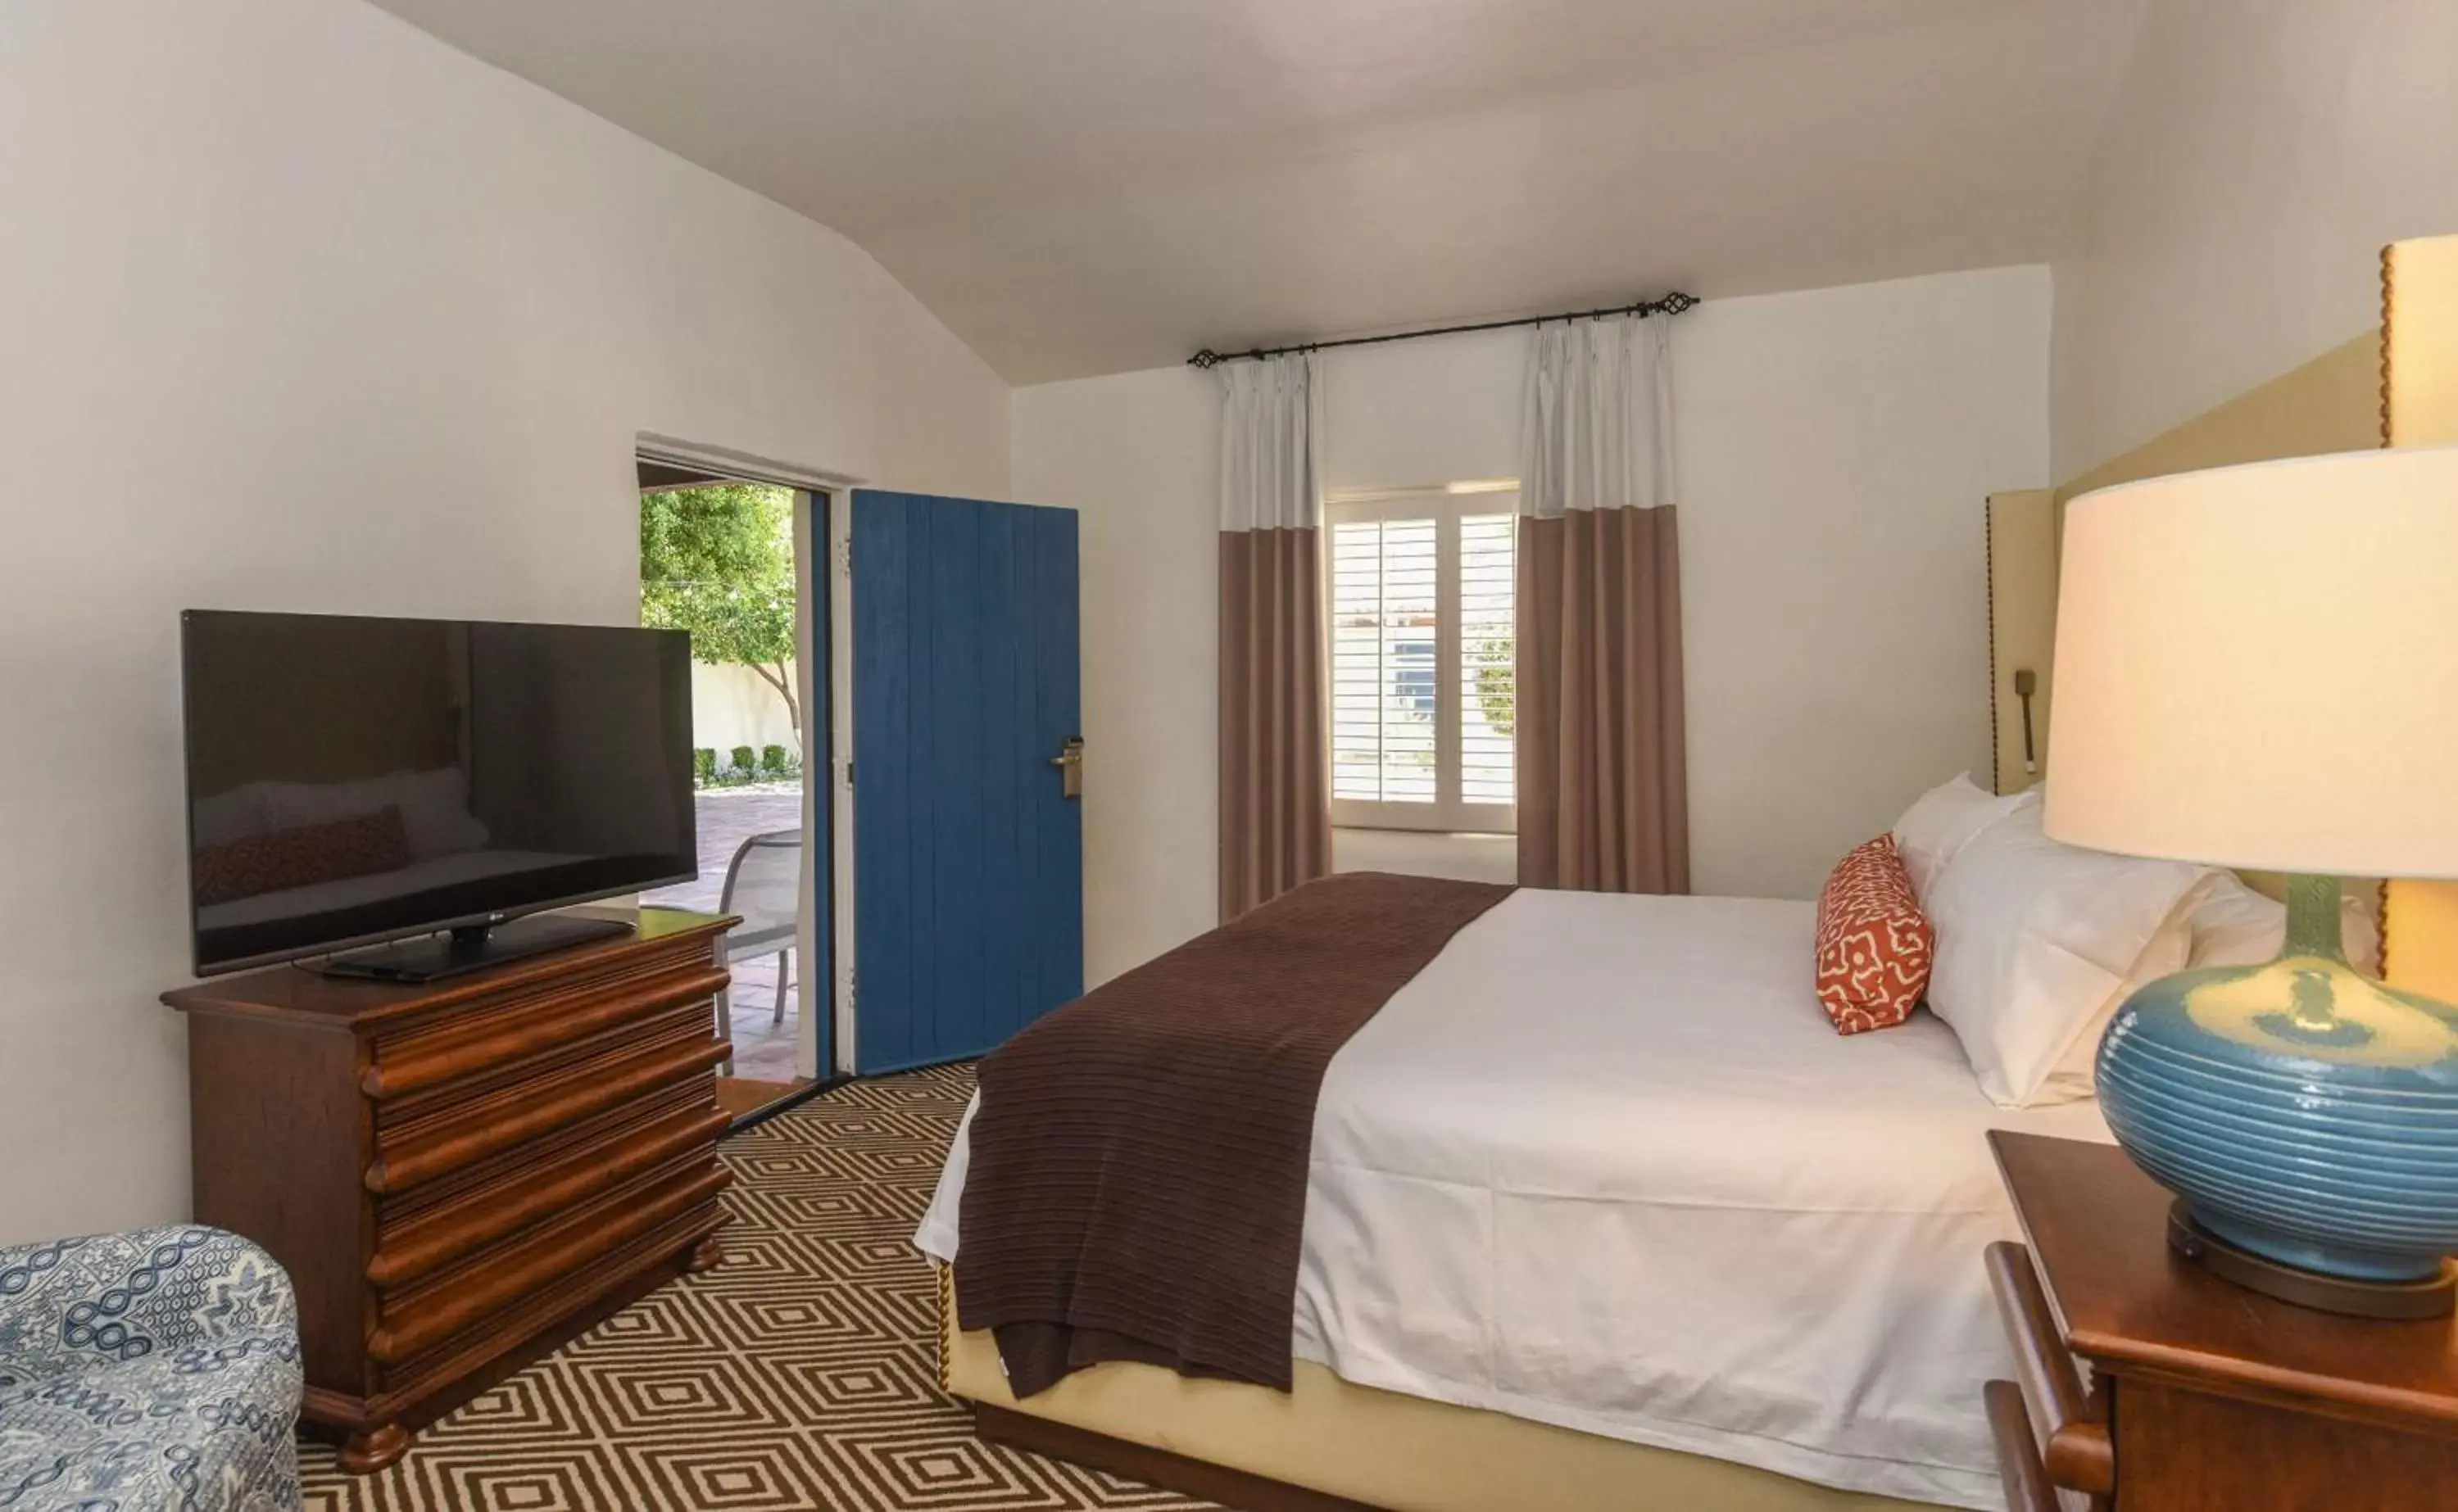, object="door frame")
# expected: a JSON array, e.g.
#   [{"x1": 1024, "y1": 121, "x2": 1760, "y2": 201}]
[
  {"x1": 637, "y1": 437, "x2": 858, "y2": 1088},
  {"x1": 828, "y1": 491, "x2": 859, "y2": 1076},
  {"x1": 791, "y1": 486, "x2": 831, "y2": 1080}
]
